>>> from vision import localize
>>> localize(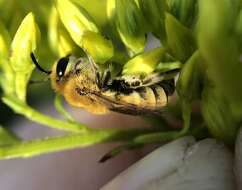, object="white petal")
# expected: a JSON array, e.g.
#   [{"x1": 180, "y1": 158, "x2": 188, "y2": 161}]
[
  {"x1": 101, "y1": 136, "x2": 195, "y2": 190},
  {"x1": 102, "y1": 138, "x2": 235, "y2": 190},
  {"x1": 235, "y1": 126, "x2": 242, "y2": 188}
]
